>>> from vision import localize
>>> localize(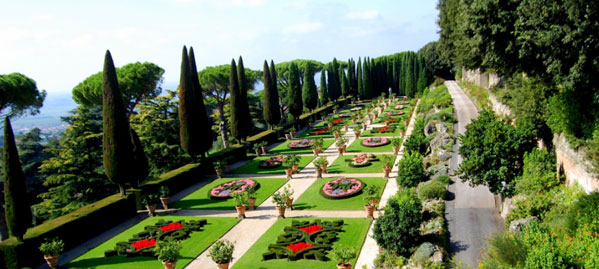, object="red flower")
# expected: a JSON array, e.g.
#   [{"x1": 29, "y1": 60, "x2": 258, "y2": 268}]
[
  {"x1": 287, "y1": 242, "x2": 314, "y2": 253},
  {"x1": 299, "y1": 224, "x2": 324, "y2": 234},
  {"x1": 160, "y1": 222, "x2": 184, "y2": 233},
  {"x1": 131, "y1": 238, "x2": 156, "y2": 251}
]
